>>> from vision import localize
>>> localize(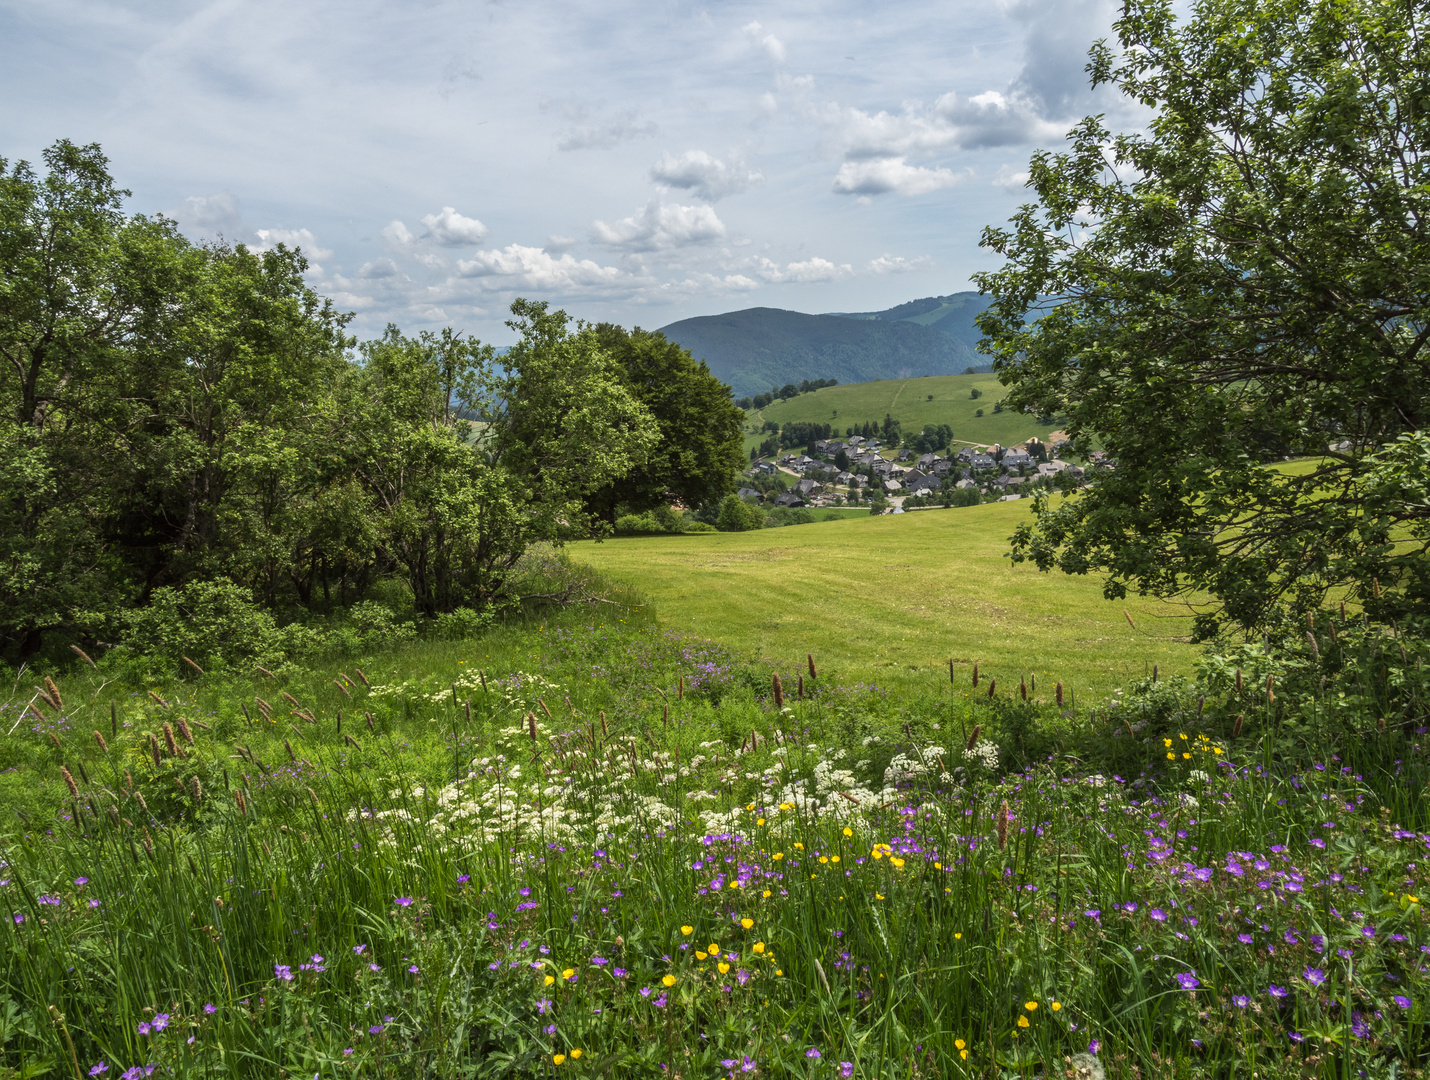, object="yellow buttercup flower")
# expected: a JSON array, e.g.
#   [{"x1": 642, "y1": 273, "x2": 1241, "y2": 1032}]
[
  {"x1": 753, "y1": 942, "x2": 765, "y2": 953},
  {"x1": 662, "y1": 974, "x2": 677, "y2": 987},
  {"x1": 773, "y1": 853, "x2": 784, "y2": 861},
  {"x1": 718, "y1": 962, "x2": 730, "y2": 974},
  {"x1": 681, "y1": 925, "x2": 693, "y2": 935},
  {"x1": 696, "y1": 951, "x2": 708, "y2": 960},
  {"x1": 954, "y1": 932, "x2": 962, "y2": 939},
  {"x1": 757, "y1": 818, "x2": 765, "y2": 826},
  {"x1": 1051, "y1": 1002, "x2": 1062, "y2": 1011},
  {"x1": 570, "y1": 1050, "x2": 582, "y2": 1060},
  {"x1": 708, "y1": 944, "x2": 720, "y2": 955},
  {"x1": 1017, "y1": 1015, "x2": 1030, "y2": 1028},
  {"x1": 890, "y1": 857, "x2": 905, "y2": 868},
  {"x1": 741, "y1": 918, "x2": 754, "y2": 929},
  {"x1": 544, "y1": 975, "x2": 555, "y2": 986},
  {"x1": 843, "y1": 827, "x2": 852, "y2": 837},
  {"x1": 1024, "y1": 1001, "x2": 1037, "y2": 1011},
  {"x1": 1167, "y1": 752, "x2": 1176, "y2": 760},
  {"x1": 562, "y1": 969, "x2": 575, "y2": 980},
  {"x1": 775, "y1": 969, "x2": 783, "y2": 976},
  {"x1": 762, "y1": 890, "x2": 771, "y2": 898},
  {"x1": 747, "y1": 802, "x2": 755, "y2": 810},
  {"x1": 794, "y1": 842, "x2": 804, "y2": 850},
  {"x1": 831, "y1": 855, "x2": 840, "y2": 863},
  {"x1": 955, "y1": 1039, "x2": 966, "y2": 1050},
  {"x1": 553, "y1": 1054, "x2": 565, "y2": 1065},
  {"x1": 729, "y1": 881, "x2": 739, "y2": 889},
  {"x1": 875, "y1": 893, "x2": 885, "y2": 900},
  {"x1": 819, "y1": 856, "x2": 829, "y2": 864}
]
